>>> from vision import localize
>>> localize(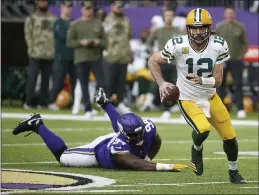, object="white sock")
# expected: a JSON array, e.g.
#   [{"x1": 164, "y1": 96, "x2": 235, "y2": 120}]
[
  {"x1": 194, "y1": 144, "x2": 203, "y2": 151},
  {"x1": 144, "y1": 93, "x2": 154, "y2": 105},
  {"x1": 88, "y1": 81, "x2": 97, "y2": 103},
  {"x1": 132, "y1": 81, "x2": 139, "y2": 97},
  {"x1": 228, "y1": 161, "x2": 237, "y2": 171},
  {"x1": 73, "y1": 80, "x2": 82, "y2": 109}
]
